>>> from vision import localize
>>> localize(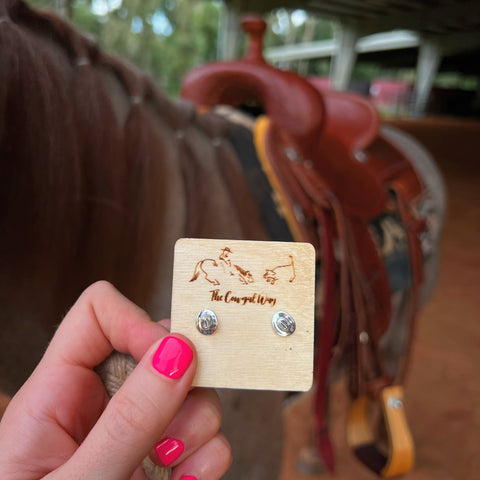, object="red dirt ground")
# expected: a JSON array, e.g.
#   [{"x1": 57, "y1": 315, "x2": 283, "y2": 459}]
[{"x1": 280, "y1": 116, "x2": 480, "y2": 480}]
